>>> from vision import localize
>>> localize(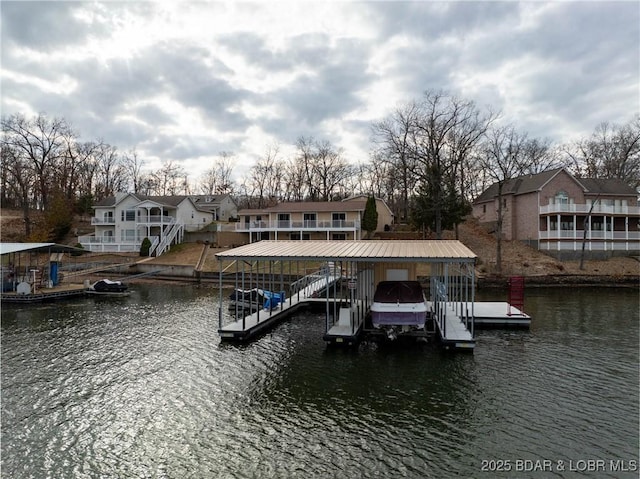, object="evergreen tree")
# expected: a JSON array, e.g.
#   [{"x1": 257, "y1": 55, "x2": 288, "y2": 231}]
[
  {"x1": 411, "y1": 177, "x2": 470, "y2": 237},
  {"x1": 362, "y1": 195, "x2": 378, "y2": 239}
]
